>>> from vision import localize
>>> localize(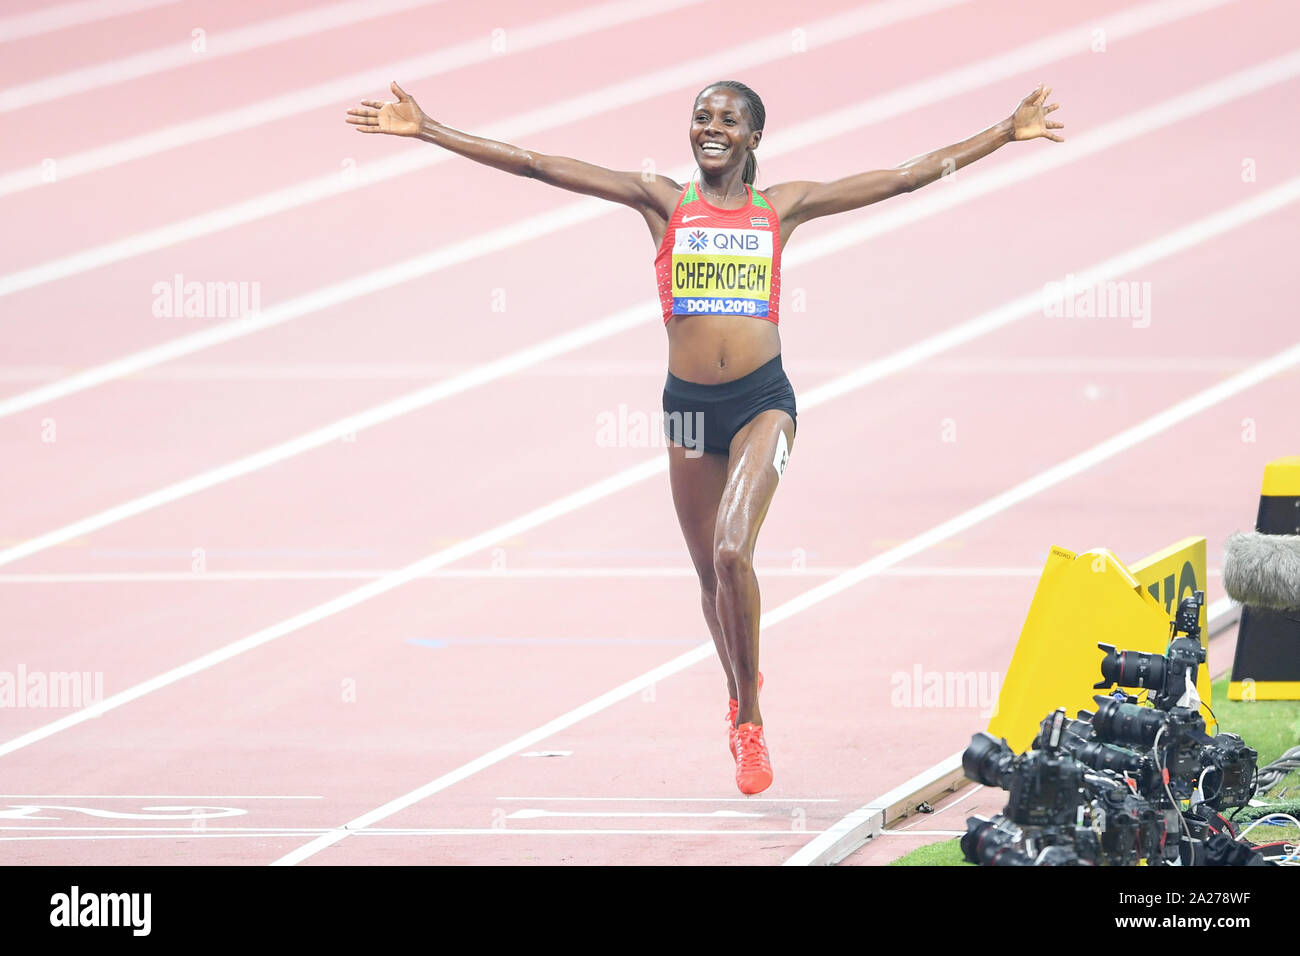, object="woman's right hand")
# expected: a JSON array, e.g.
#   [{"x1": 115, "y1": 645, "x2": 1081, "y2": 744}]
[{"x1": 346, "y1": 81, "x2": 429, "y2": 137}]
